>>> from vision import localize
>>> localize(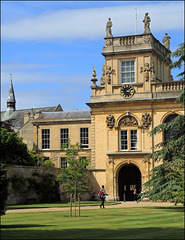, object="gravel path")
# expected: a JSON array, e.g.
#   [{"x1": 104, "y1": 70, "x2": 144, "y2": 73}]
[{"x1": 6, "y1": 202, "x2": 177, "y2": 213}]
